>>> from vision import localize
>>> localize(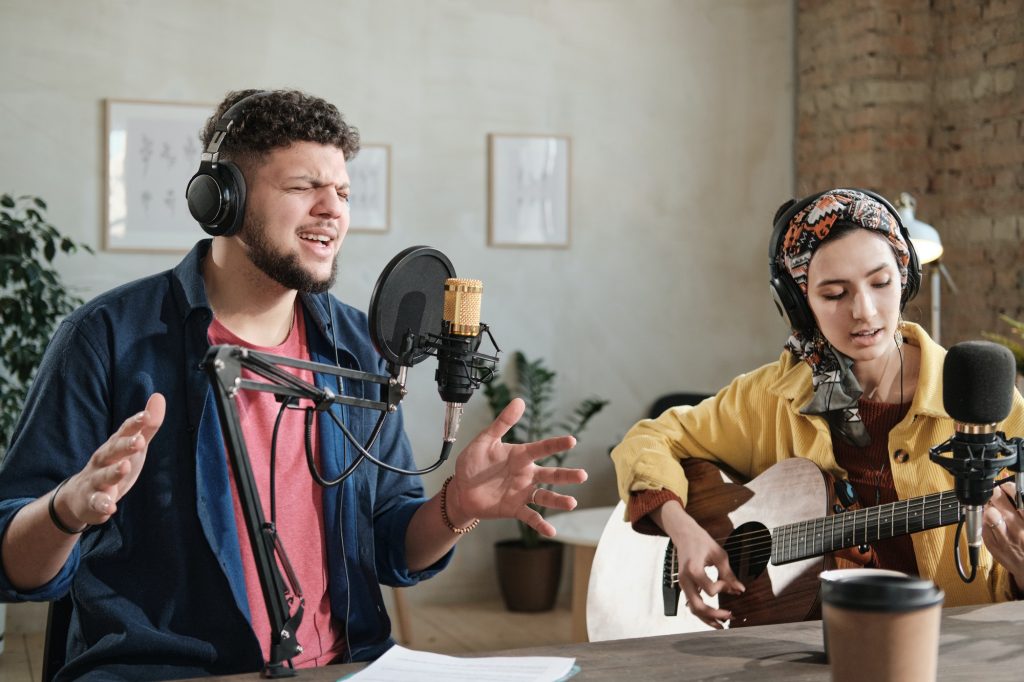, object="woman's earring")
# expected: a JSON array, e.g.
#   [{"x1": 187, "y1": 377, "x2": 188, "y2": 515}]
[{"x1": 895, "y1": 316, "x2": 904, "y2": 348}]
